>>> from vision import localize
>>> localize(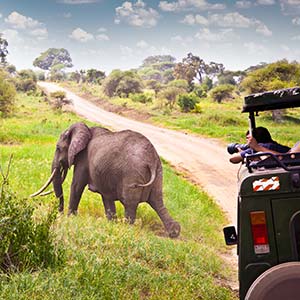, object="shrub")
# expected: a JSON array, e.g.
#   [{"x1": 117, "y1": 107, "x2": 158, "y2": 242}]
[
  {"x1": 178, "y1": 93, "x2": 199, "y2": 112},
  {"x1": 130, "y1": 92, "x2": 153, "y2": 104},
  {"x1": 50, "y1": 90, "x2": 68, "y2": 110},
  {"x1": 102, "y1": 70, "x2": 143, "y2": 98},
  {"x1": 158, "y1": 86, "x2": 184, "y2": 109},
  {"x1": 0, "y1": 71, "x2": 16, "y2": 117},
  {"x1": 0, "y1": 160, "x2": 65, "y2": 272},
  {"x1": 15, "y1": 78, "x2": 37, "y2": 92},
  {"x1": 210, "y1": 84, "x2": 235, "y2": 103}
]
